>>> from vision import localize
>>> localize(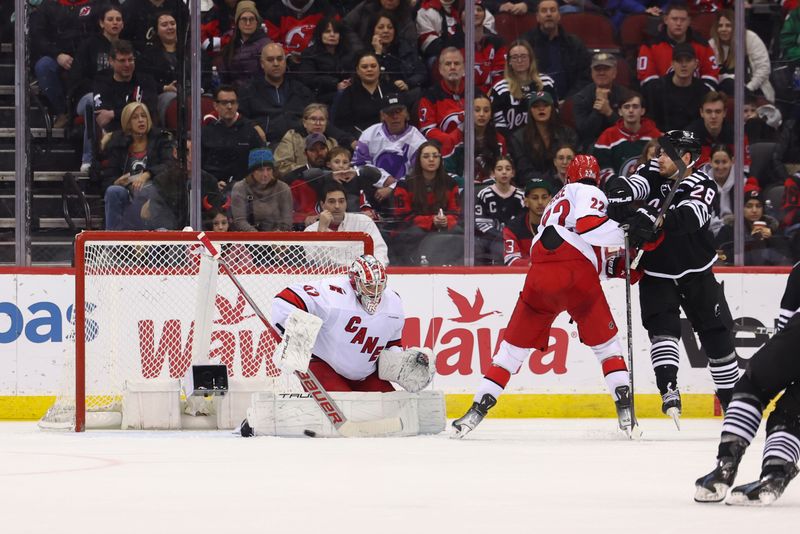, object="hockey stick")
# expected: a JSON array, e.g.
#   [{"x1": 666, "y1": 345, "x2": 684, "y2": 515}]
[
  {"x1": 630, "y1": 135, "x2": 689, "y2": 270},
  {"x1": 622, "y1": 230, "x2": 642, "y2": 439},
  {"x1": 195, "y1": 232, "x2": 403, "y2": 437}
]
